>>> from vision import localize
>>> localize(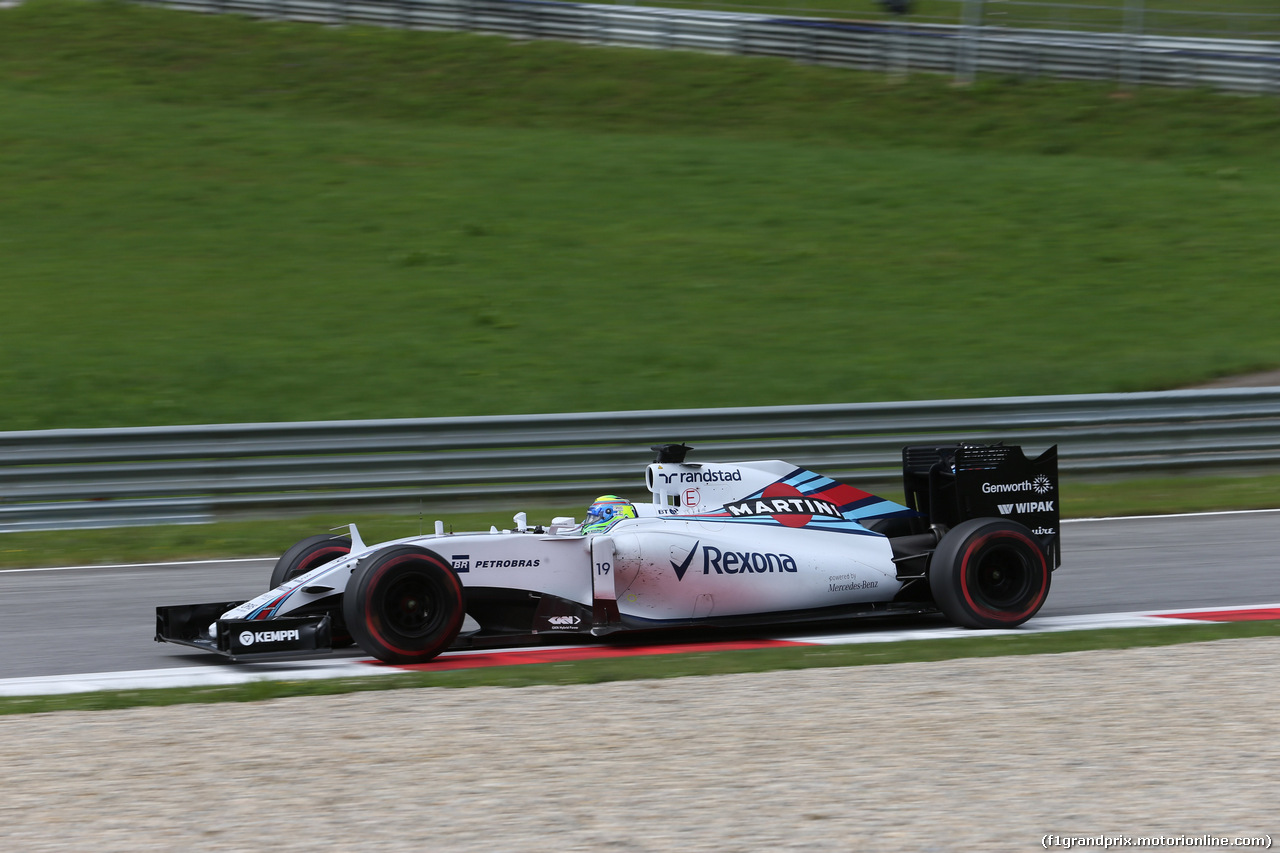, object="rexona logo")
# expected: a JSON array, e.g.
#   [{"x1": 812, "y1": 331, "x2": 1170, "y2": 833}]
[
  {"x1": 725, "y1": 483, "x2": 845, "y2": 528},
  {"x1": 238, "y1": 629, "x2": 301, "y2": 646},
  {"x1": 983, "y1": 475, "x2": 1053, "y2": 496},
  {"x1": 996, "y1": 501, "x2": 1056, "y2": 514},
  {"x1": 670, "y1": 541, "x2": 798, "y2": 581}
]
